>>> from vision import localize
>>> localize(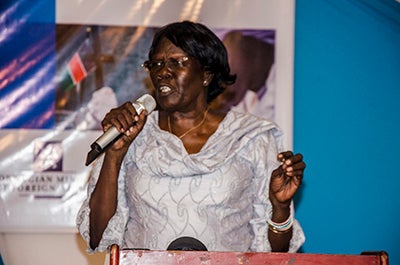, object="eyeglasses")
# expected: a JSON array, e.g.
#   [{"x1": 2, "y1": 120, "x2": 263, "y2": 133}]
[{"x1": 142, "y1": 56, "x2": 189, "y2": 72}]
